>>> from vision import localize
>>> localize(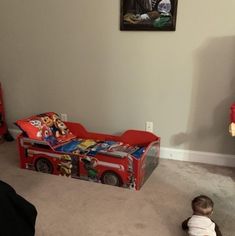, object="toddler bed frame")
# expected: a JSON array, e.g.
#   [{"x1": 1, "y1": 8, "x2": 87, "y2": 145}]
[{"x1": 16, "y1": 113, "x2": 160, "y2": 190}]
